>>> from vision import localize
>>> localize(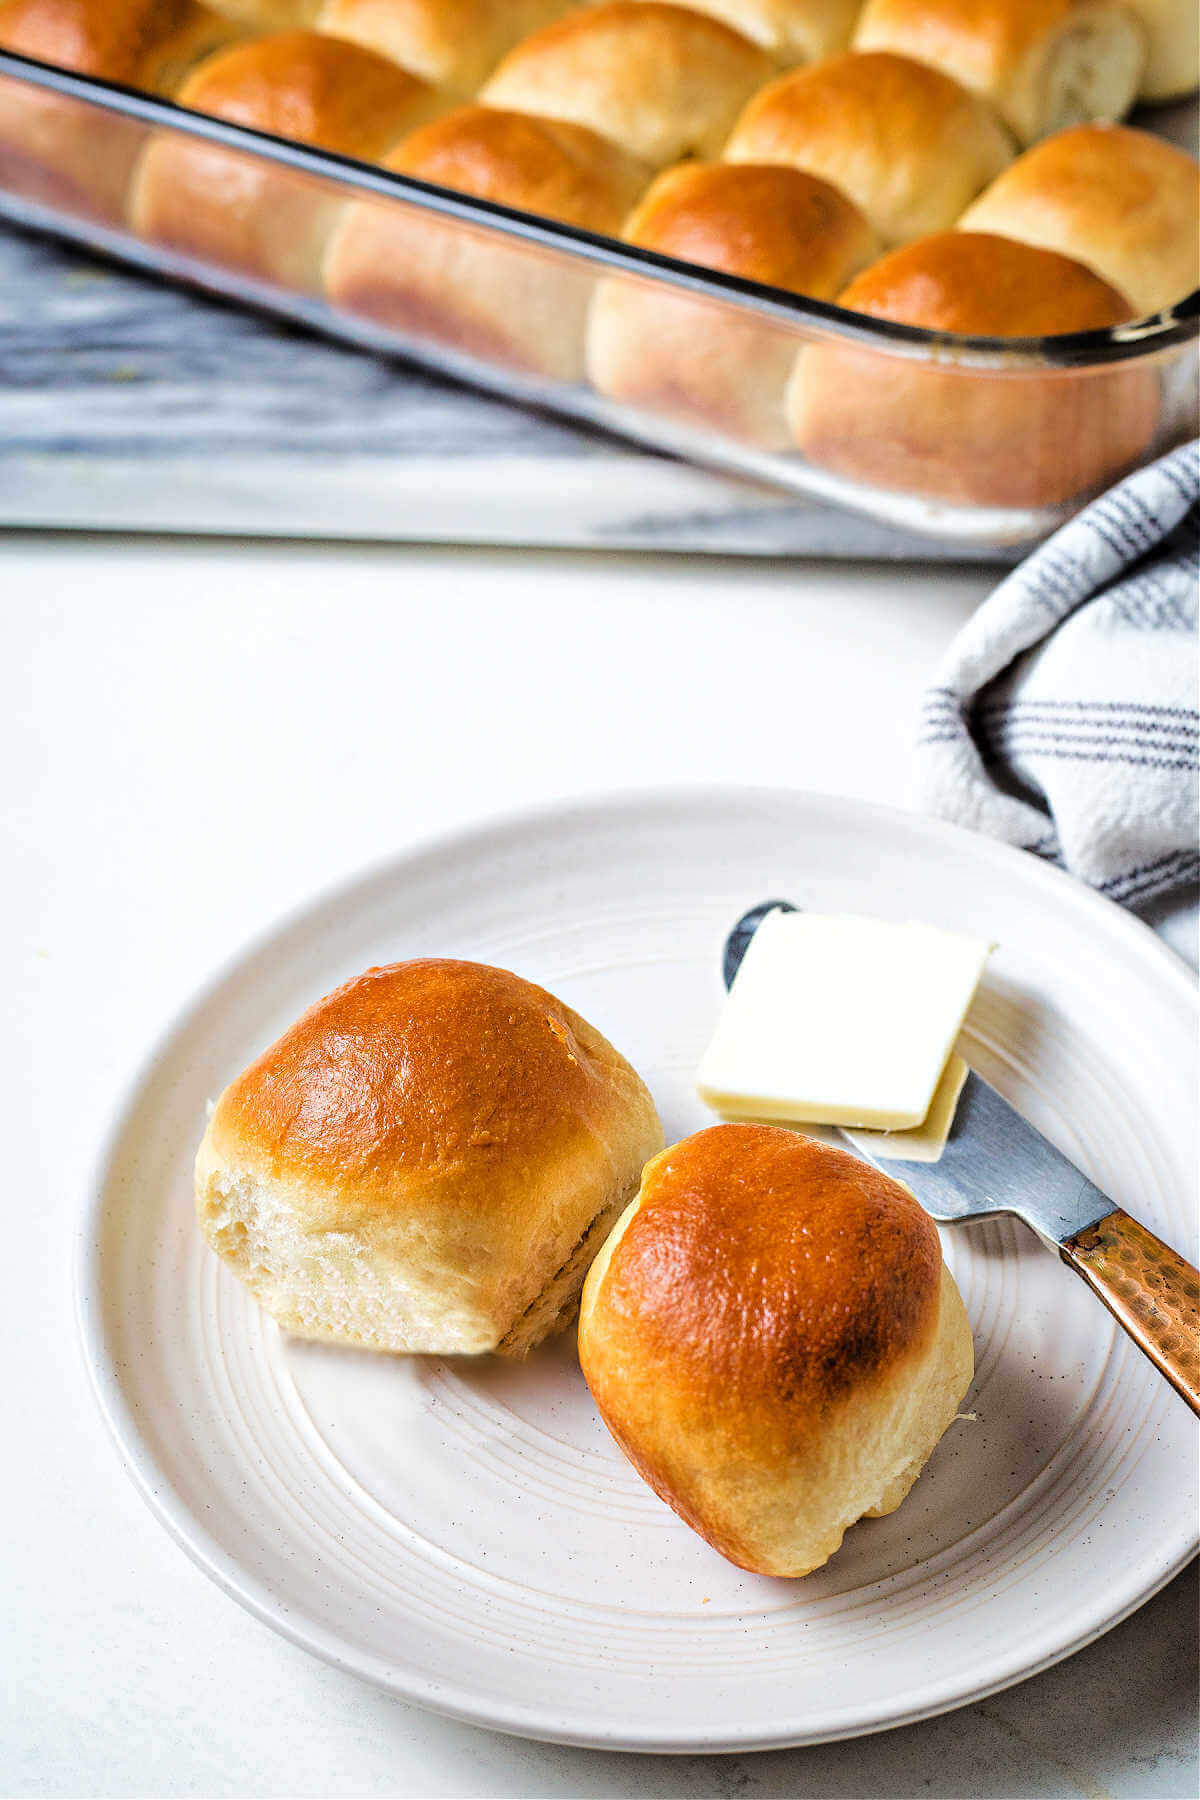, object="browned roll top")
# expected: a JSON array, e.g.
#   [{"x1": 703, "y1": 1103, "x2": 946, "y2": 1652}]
[
  {"x1": 0, "y1": 0, "x2": 178, "y2": 81},
  {"x1": 790, "y1": 230, "x2": 1160, "y2": 509},
  {"x1": 615, "y1": 159, "x2": 874, "y2": 296},
  {"x1": 724, "y1": 50, "x2": 1015, "y2": 245},
  {"x1": 579, "y1": 1122, "x2": 972, "y2": 1575},
  {"x1": 480, "y1": 3, "x2": 775, "y2": 168},
  {"x1": 210, "y1": 957, "x2": 636, "y2": 1204},
  {"x1": 958, "y1": 123, "x2": 1200, "y2": 317},
  {"x1": 128, "y1": 29, "x2": 438, "y2": 289},
  {"x1": 197, "y1": 956, "x2": 664, "y2": 1358},
  {"x1": 586, "y1": 159, "x2": 875, "y2": 446},
  {"x1": 388, "y1": 104, "x2": 650, "y2": 234},
  {"x1": 835, "y1": 227, "x2": 1135, "y2": 336},
  {"x1": 0, "y1": 0, "x2": 250, "y2": 217},
  {"x1": 588, "y1": 1124, "x2": 943, "y2": 1431}
]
